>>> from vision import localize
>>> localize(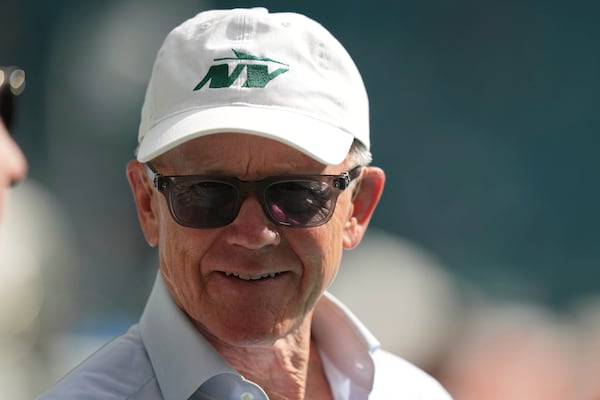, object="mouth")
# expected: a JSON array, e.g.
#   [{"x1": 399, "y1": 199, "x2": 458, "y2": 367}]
[{"x1": 223, "y1": 271, "x2": 283, "y2": 281}]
